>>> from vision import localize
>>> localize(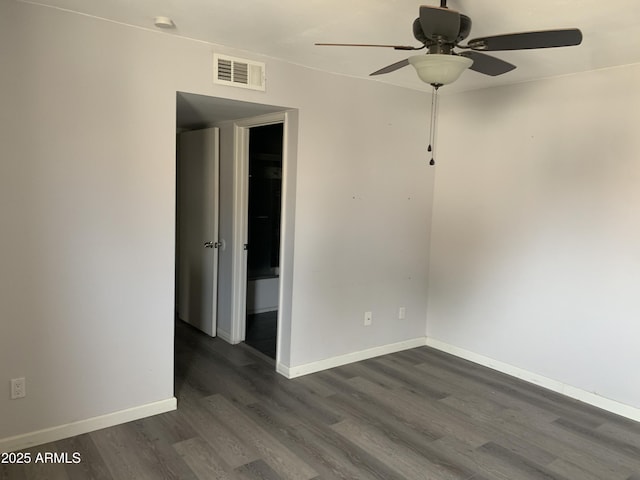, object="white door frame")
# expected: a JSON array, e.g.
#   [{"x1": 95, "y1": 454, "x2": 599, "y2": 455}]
[{"x1": 229, "y1": 111, "x2": 294, "y2": 367}]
